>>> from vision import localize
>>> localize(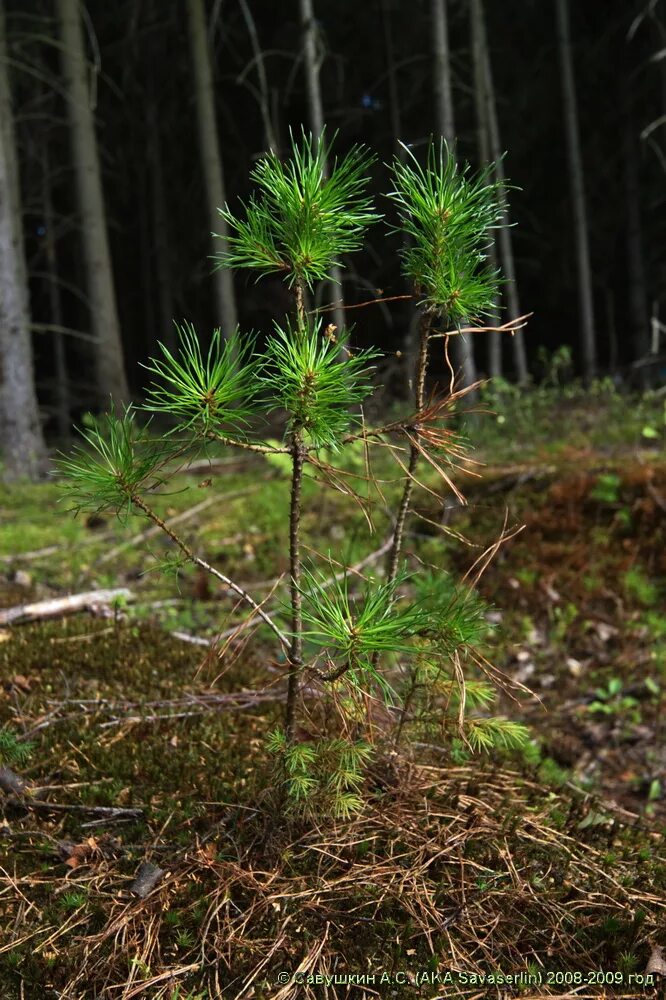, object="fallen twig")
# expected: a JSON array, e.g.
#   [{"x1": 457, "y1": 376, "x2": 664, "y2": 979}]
[
  {"x1": 97, "y1": 688, "x2": 289, "y2": 728},
  {"x1": 2, "y1": 796, "x2": 144, "y2": 821},
  {"x1": 0, "y1": 588, "x2": 134, "y2": 626}
]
